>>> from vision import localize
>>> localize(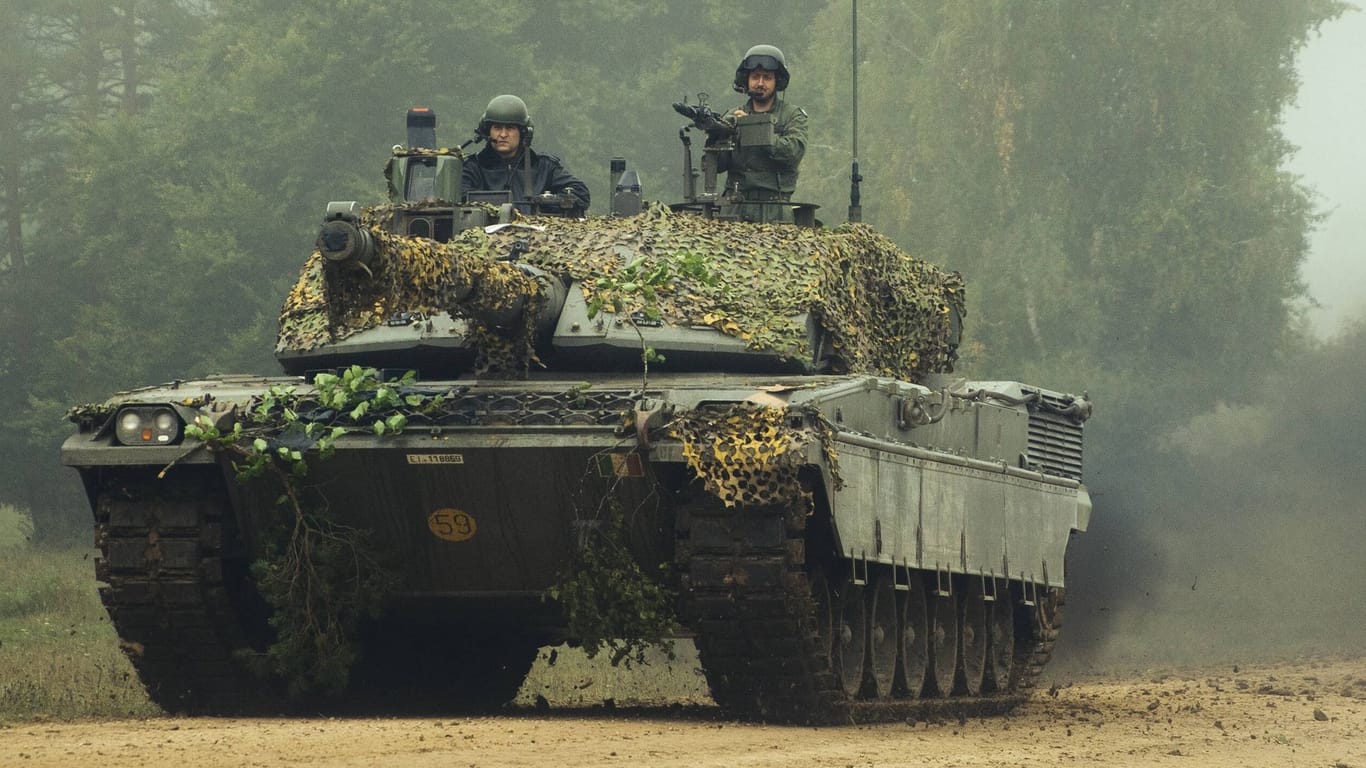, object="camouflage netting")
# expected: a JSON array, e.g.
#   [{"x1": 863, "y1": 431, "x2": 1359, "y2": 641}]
[
  {"x1": 278, "y1": 202, "x2": 965, "y2": 381},
  {"x1": 279, "y1": 215, "x2": 546, "y2": 374},
  {"x1": 668, "y1": 402, "x2": 841, "y2": 509}
]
